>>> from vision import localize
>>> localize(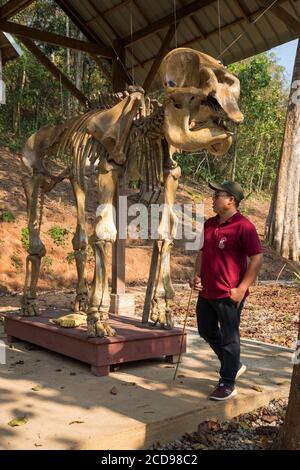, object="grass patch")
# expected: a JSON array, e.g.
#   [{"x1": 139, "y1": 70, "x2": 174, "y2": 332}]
[
  {"x1": 11, "y1": 253, "x2": 23, "y2": 272},
  {"x1": 48, "y1": 226, "x2": 68, "y2": 246},
  {"x1": 66, "y1": 252, "x2": 75, "y2": 264},
  {"x1": 1, "y1": 211, "x2": 16, "y2": 222},
  {"x1": 42, "y1": 255, "x2": 53, "y2": 274},
  {"x1": 21, "y1": 227, "x2": 29, "y2": 251}
]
